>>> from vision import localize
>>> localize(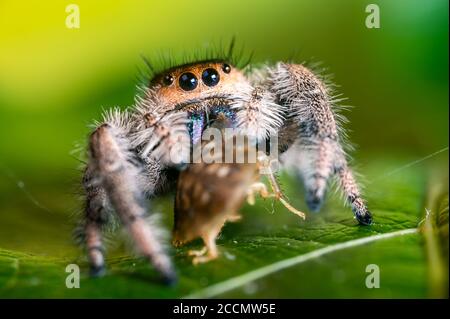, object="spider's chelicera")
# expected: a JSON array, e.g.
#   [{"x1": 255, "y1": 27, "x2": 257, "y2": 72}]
[{"x1": 79, "y1": 57, "x2": 372, "y2": 284}]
